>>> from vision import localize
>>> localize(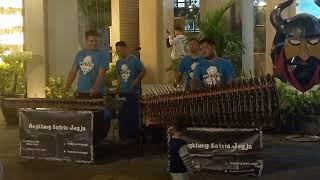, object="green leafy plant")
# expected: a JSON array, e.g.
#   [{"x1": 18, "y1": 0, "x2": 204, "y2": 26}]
[
  {"x1": 45, "y1": 76, "x2": 74, "y2": 98},
  {"x1": 105, "y1": 63, "x2": 117, "y2": 91},
  {"x1": 197, "y1": 0, "x2": 245, "y2": 72},
  {"x1": 0, "y1": 50, "x2": 31, "y2": 96},
  {"x1": 79, "y1": 0, "x2": 111, "y2": 30},
  {"x1": 277, "y1": 80, "x2": 320, "y2": 129}
]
